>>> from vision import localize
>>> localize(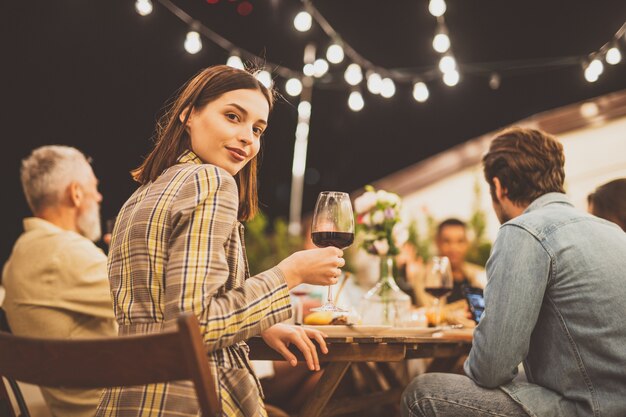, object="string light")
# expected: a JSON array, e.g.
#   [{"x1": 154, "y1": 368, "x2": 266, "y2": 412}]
[
  {"x1": 348, "y1": 91, "x2": 364, "y2": 111},
  {"x1": 606, "y1": 47, "x2": 622, "y2": 65},
  {"x1": 438, "y1": 55, "x2": 457, "y2": 73},
  {"x1": 584, "y1": 65, "x2": 599, "y2": 83},
  {"x1": 489, "y1": 72, "x2": 501, "y2": 90},
  {"x1": 428, "y1": 0, "x2": 447, "y2": 17},
  {"x1": 184, "y1": 31, "x2": 202, "y2": 54},
  {"x1": 326, "y1": 44, "x2": 344, "y2": 64},
  {"x1": 413, "y1": 82, "x2": 429, "y2": 102},
  {"x1": 433, "y1": 28, "x2": 450, "y2": 53},
  {"x1": 135, "y1": 0, "x2": 626, "y2": 115},
  {"x1": 226, "y1": 55, "x2": 244, "y2": 69},
  {"x1": 588, "y1": 58, "x2": 604, "y2": 76},
  {"x1": 255, "y1": 70, "x2": 273, "y2": 88},
  {"x1": 135, "y1": 0, "x2": 153, "y2": 16},
  {"x1": 344, "y1": 63, "x2": 363, "y2": 86},
  {"x1": 367, "y1": 72, "x2": 383, "y2": 95},
  {"x1": 380, "y1": 78, "x2": 396, "y2": 98},
  {"x1": 303, "y1": 63, "x2": 315, "y2": 77},
  {"x1": 294, "y1": 11, "x2": 312, "y2": 32},
  {"x1": 313, "y1": 58, "x2": 329, "y2": 77},
  {"x1": 443, "y1": 70, "x2": 460, "y2": 86},
  {"x1": 285, "y1": 78, "x2": 303, "y2": 96}
]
